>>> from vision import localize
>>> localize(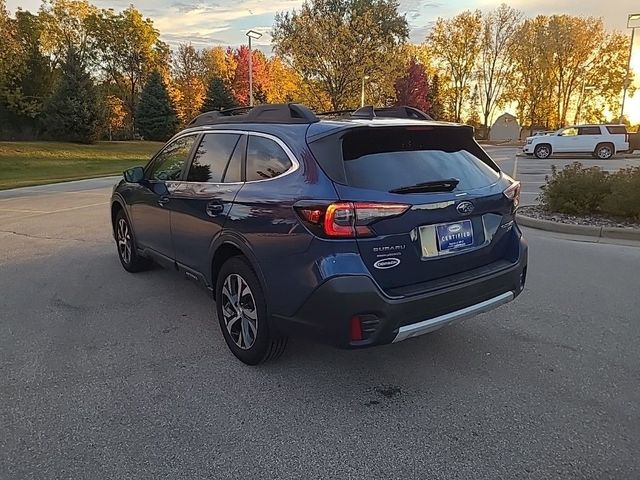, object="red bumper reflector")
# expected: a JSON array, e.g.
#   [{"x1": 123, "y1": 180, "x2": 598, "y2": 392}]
[{"x1": 350, "y1": 315, "x2": 363, "y2": 341}]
